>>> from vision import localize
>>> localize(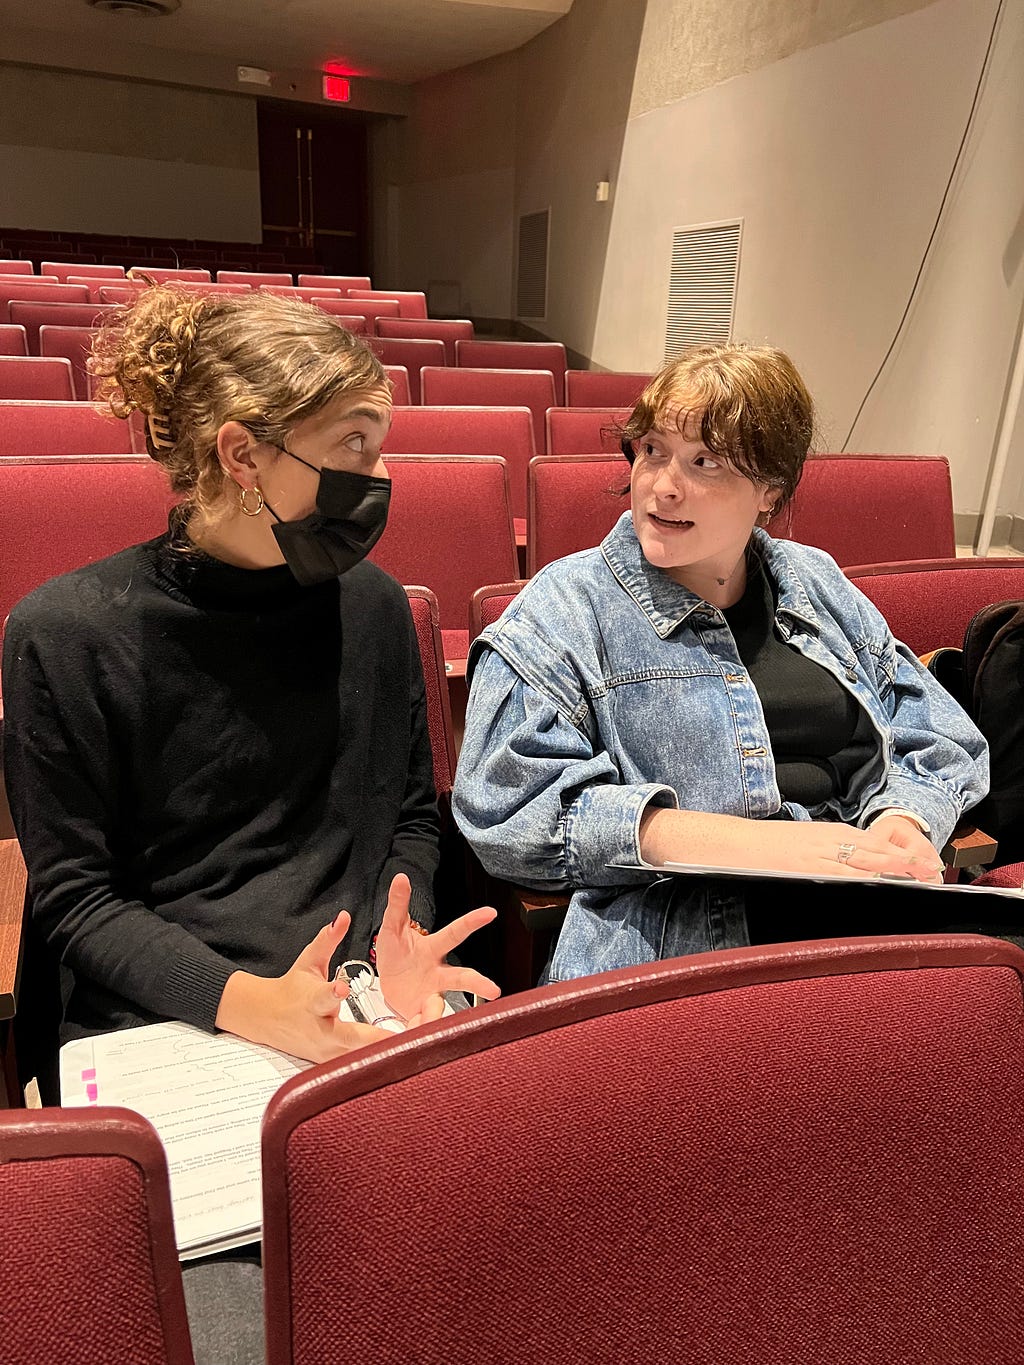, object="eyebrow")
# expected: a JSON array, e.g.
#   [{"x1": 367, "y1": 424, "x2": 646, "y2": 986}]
[{"x1": 338, "y1": 405, "x2": 389, "y2": 426}]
